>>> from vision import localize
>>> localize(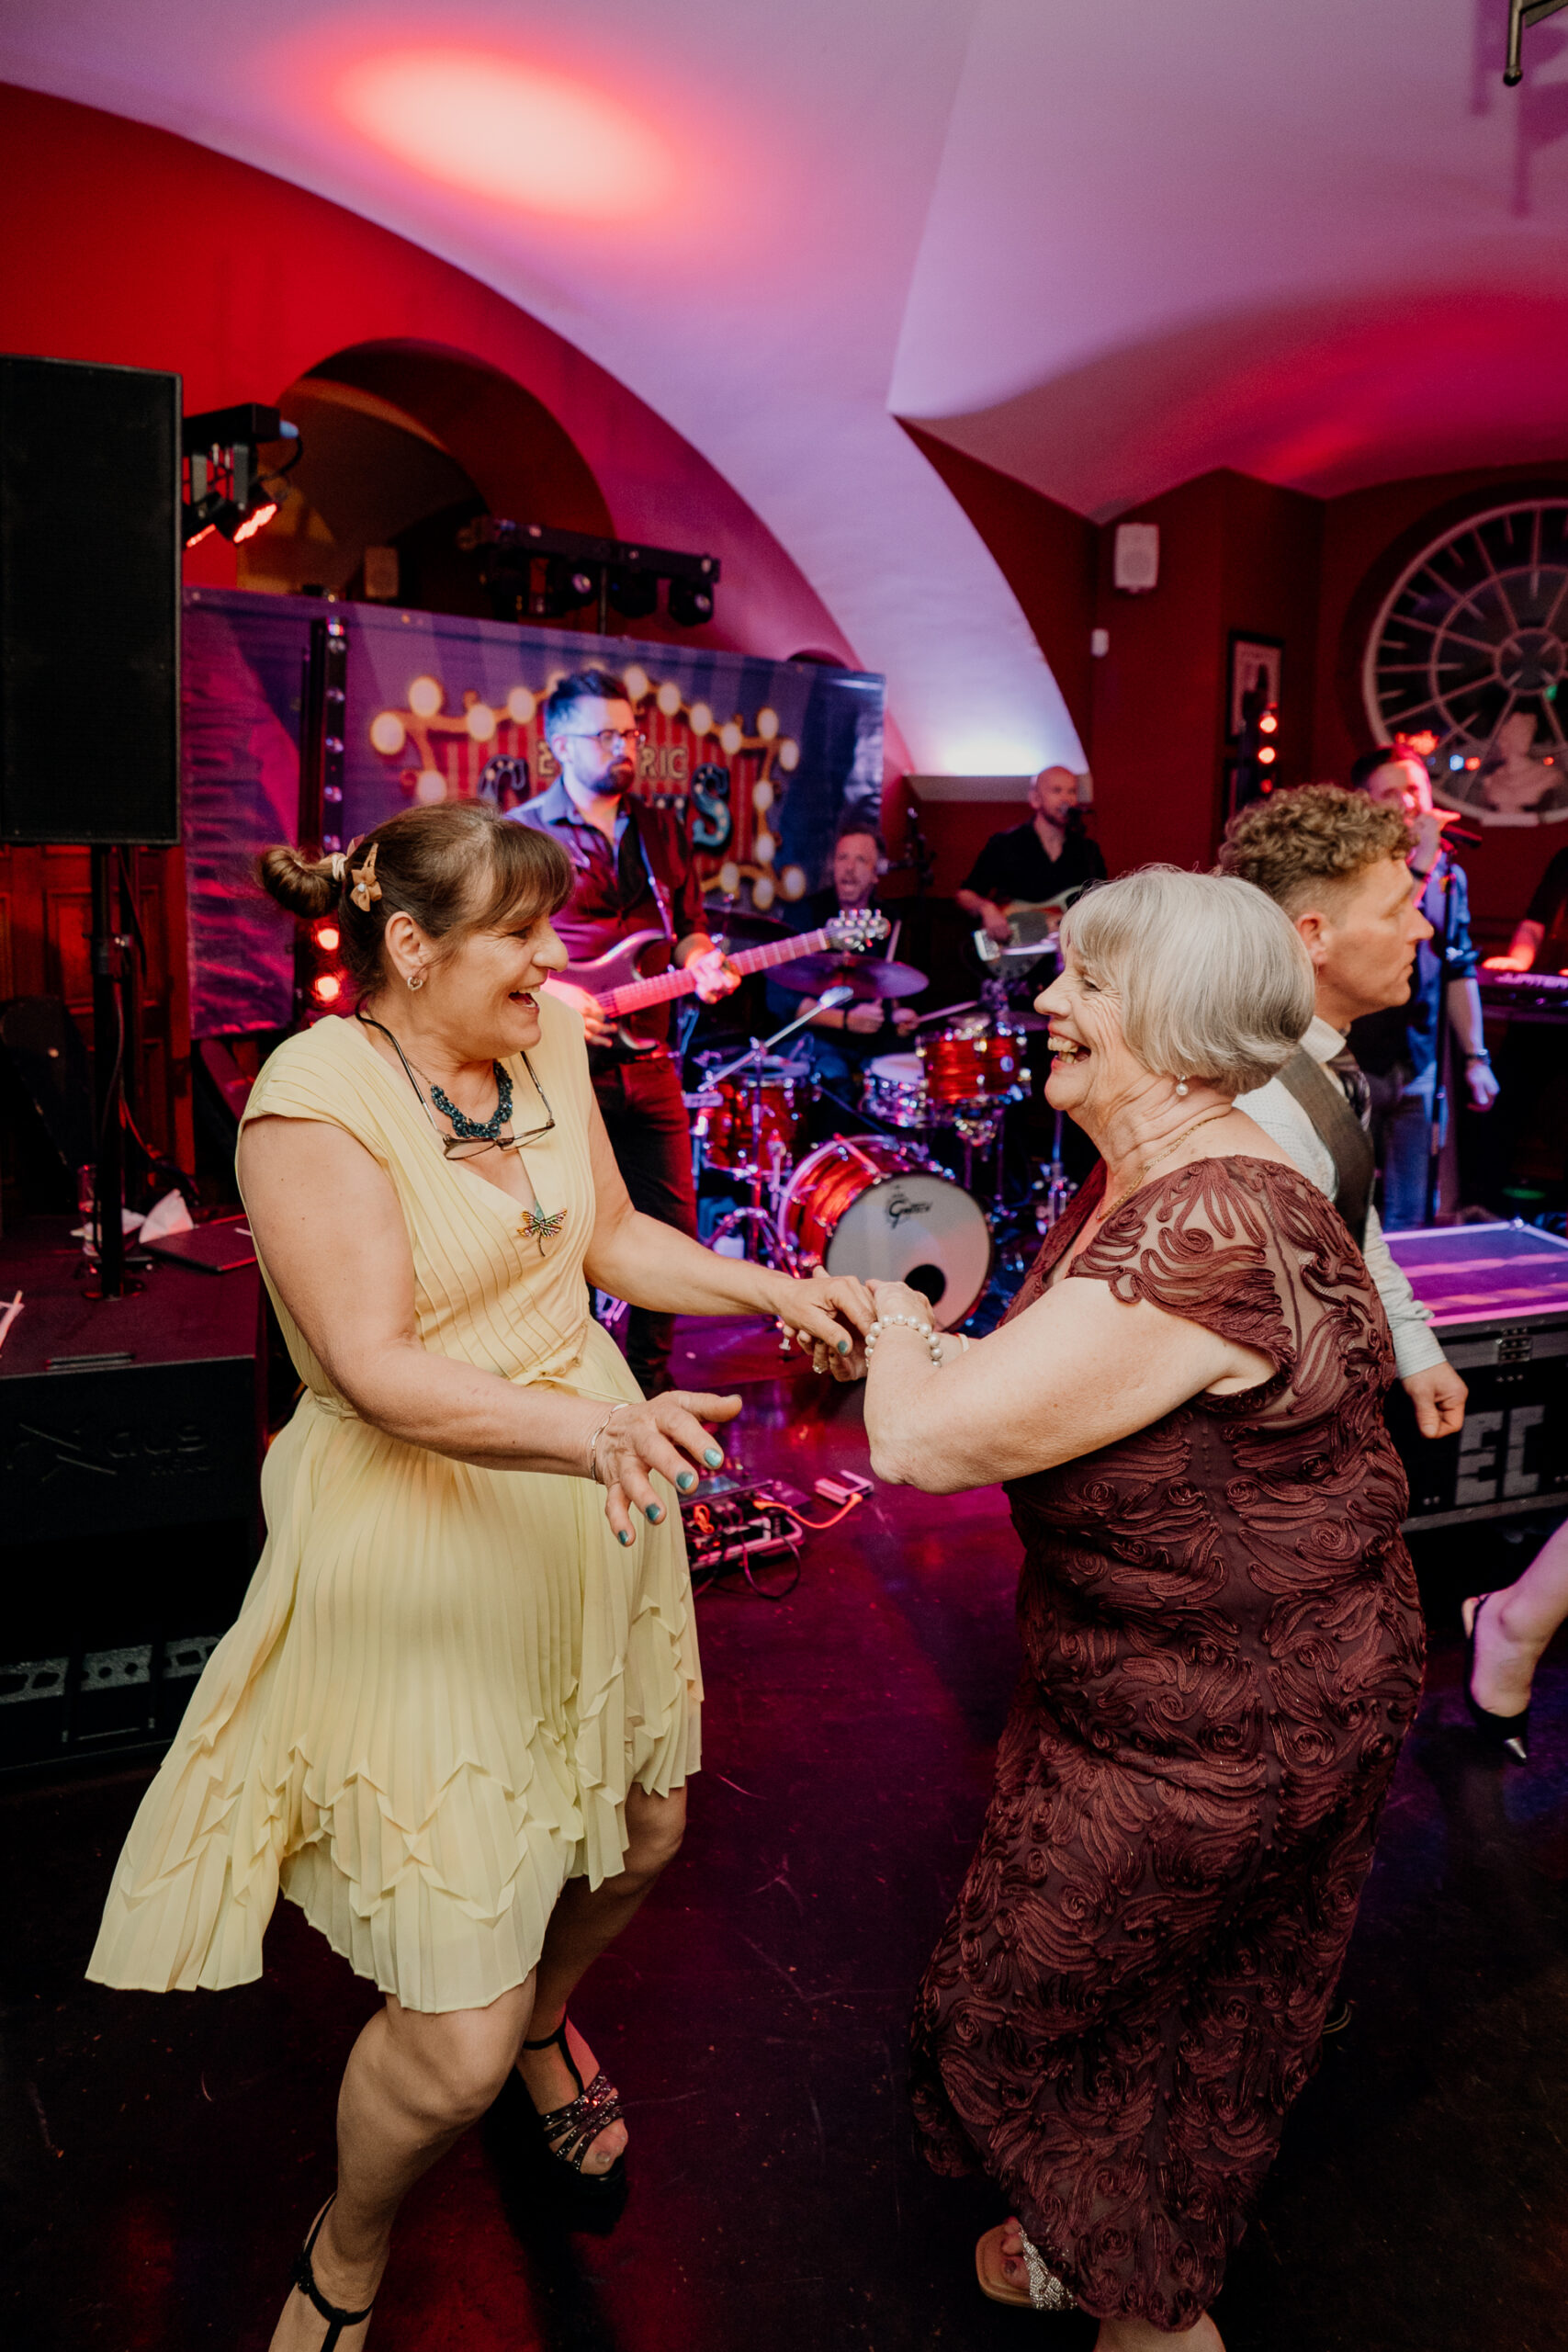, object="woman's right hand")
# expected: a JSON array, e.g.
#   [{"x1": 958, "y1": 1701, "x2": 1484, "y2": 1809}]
[{"x1": 594, "y1": 1389, "x2": 743, "y2": 1544}]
